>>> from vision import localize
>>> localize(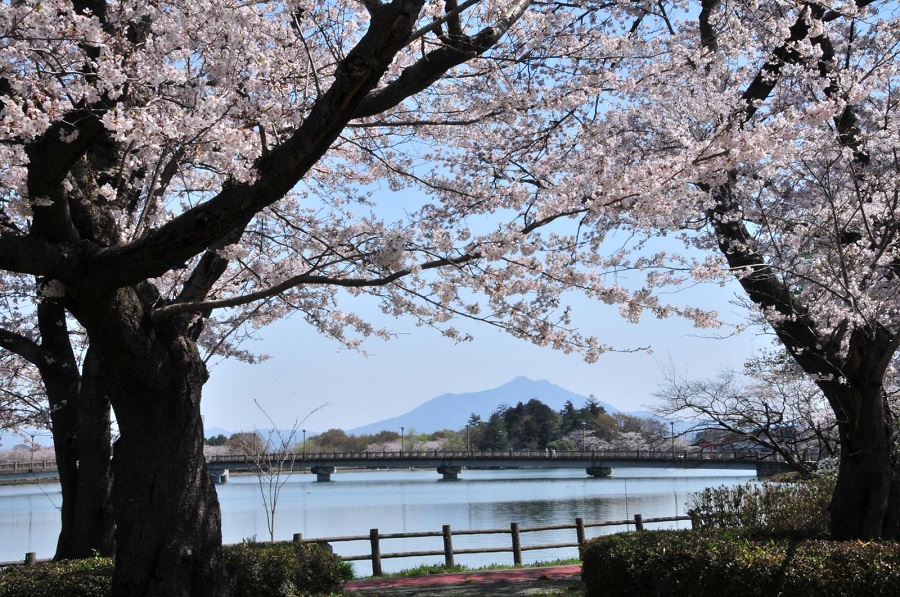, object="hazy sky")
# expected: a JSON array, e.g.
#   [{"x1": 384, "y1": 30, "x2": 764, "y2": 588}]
[{"x1": 201, "y1": 275, "x2": 768, "y2": 435}]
